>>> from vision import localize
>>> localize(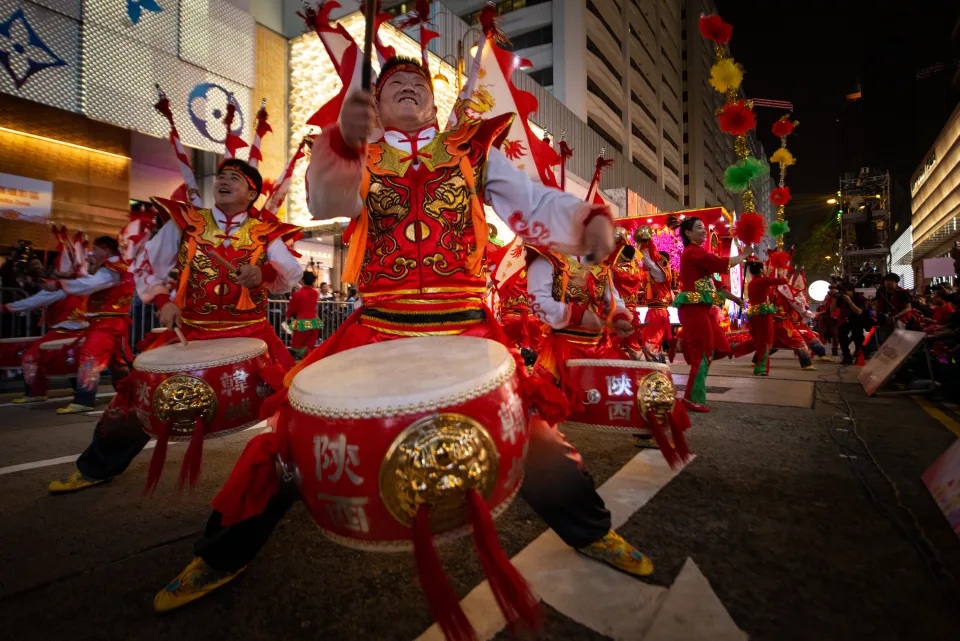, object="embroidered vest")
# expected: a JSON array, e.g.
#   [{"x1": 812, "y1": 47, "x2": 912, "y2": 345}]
[
  {"x1": 357, "y1": 115, "x2": 514, "y2": 304},
  {"x1": 610, "y1": 253, "x2": 643, "y2": 309},
  {"x1": 530, "y1": 248, "x2": 612, "y2": 332},
  {"x1": 87, "y1": 261, "x2": 134, "y2": 316},
  {"x1": 46, "y1": 294, "x2": 87, "y2": 326},
  {"x1": 499, "y1": 269, "x2": 530, "y2": 317},
  {"x1": 152, "y1": 200, "x2": 297, "y2": 329}
]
